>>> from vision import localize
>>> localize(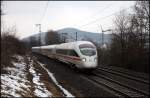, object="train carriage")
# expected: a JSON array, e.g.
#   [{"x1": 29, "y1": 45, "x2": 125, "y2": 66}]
[{"x1": 32, "y1": 41, "x2": 98, "y2": 70}]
